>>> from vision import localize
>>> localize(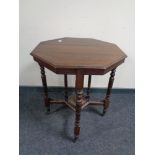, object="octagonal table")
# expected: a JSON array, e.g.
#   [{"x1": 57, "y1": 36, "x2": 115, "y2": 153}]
[{"x1": 30, "y1": 37, "x2": 127, "y2": 142}]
